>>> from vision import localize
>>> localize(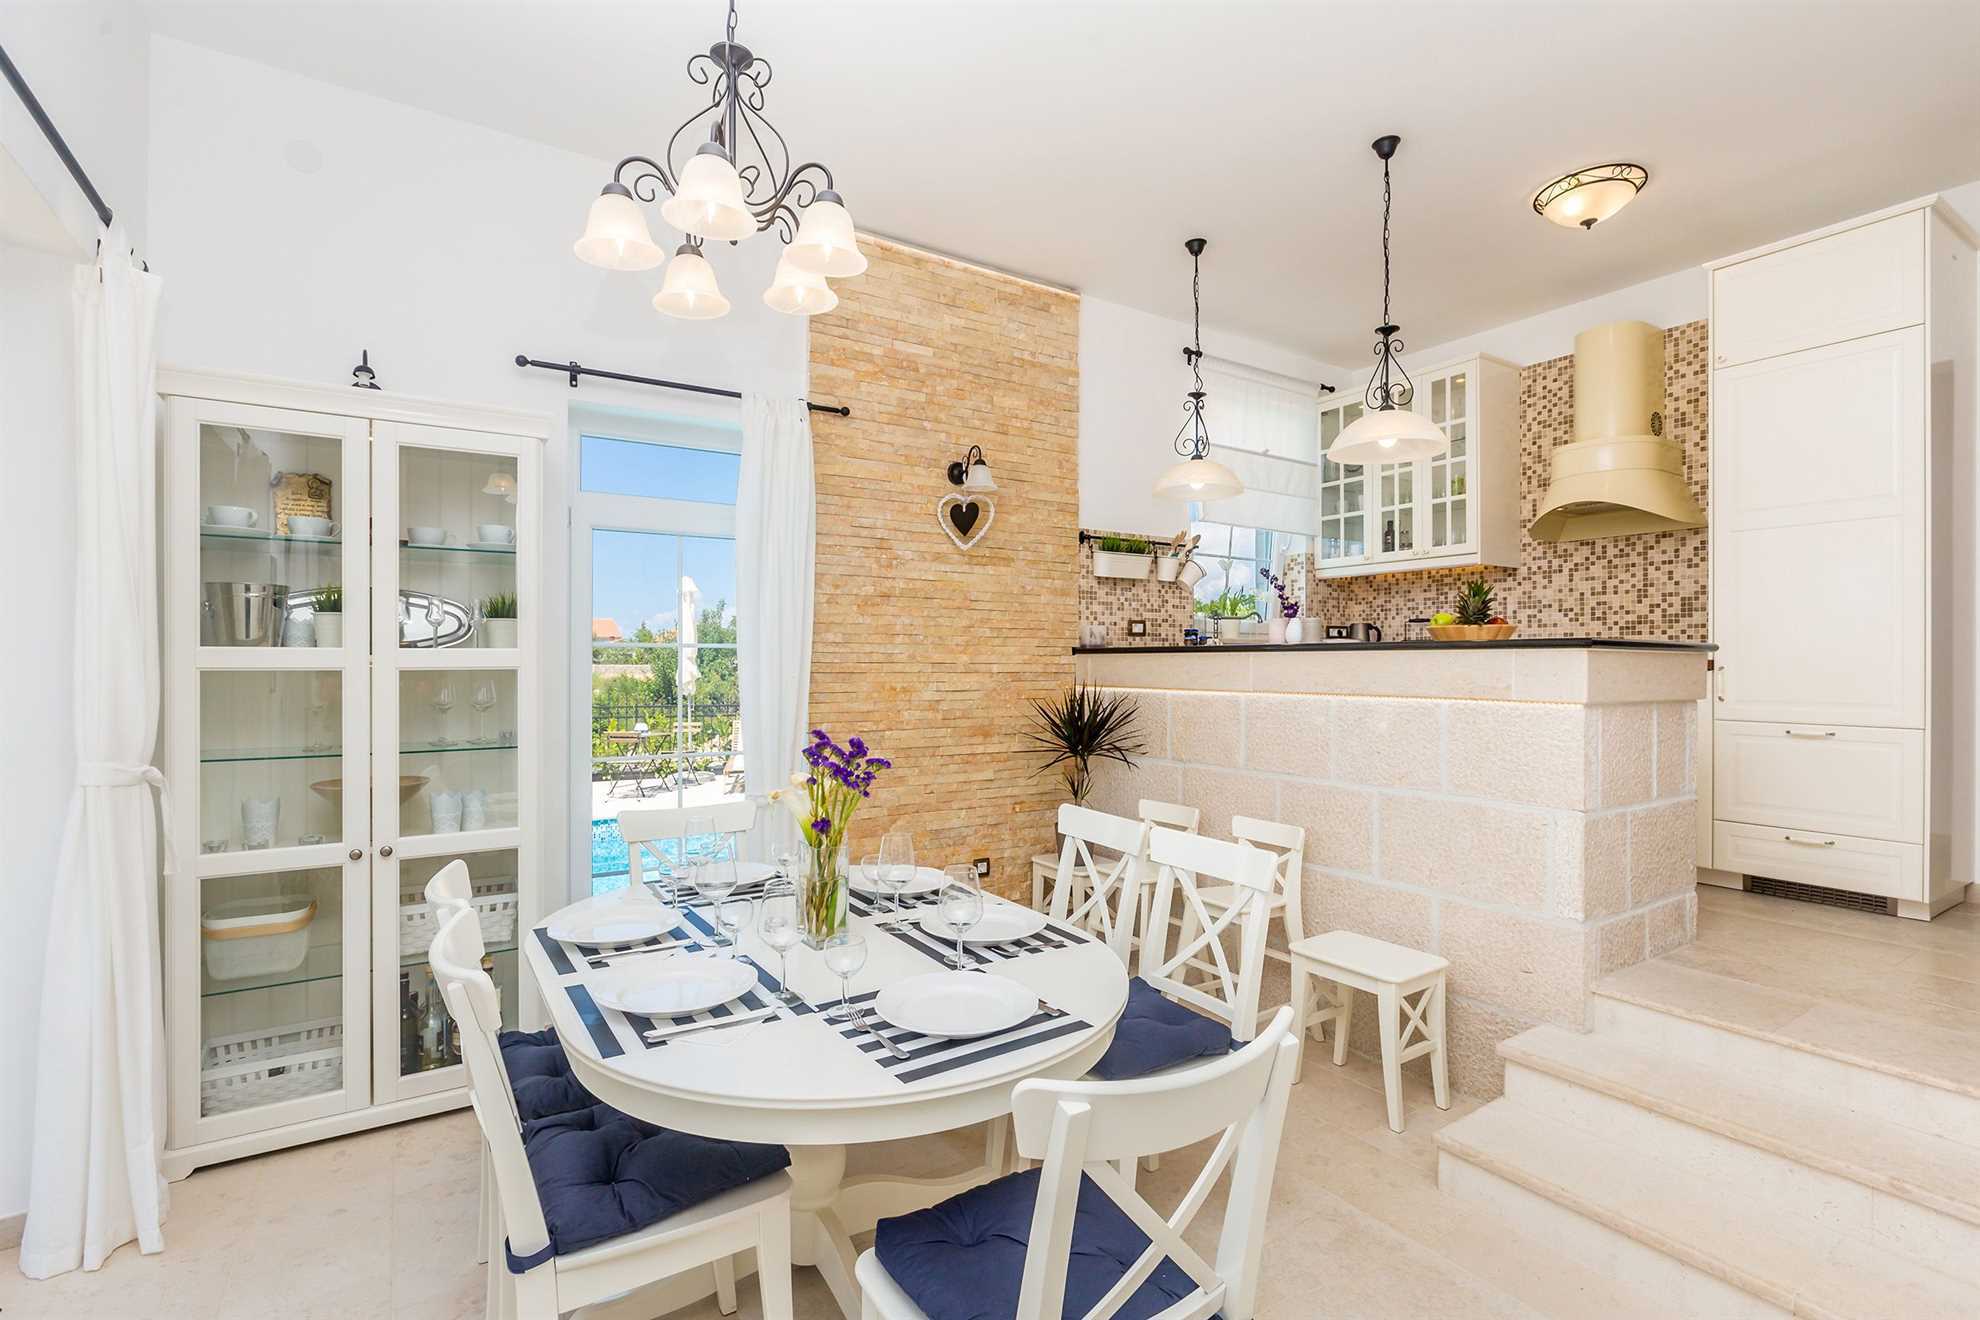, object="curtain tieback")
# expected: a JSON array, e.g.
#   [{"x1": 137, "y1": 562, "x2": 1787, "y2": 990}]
[{"x1": 77, "y1": 762, "x2": 177, "y2": 877}]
